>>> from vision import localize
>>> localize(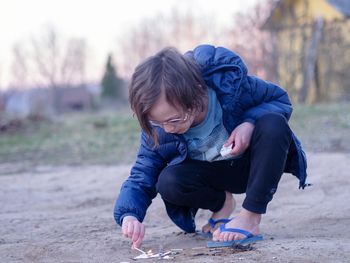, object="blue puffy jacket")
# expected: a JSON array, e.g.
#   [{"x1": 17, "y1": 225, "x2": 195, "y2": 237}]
[{"x1": 114, "y1": 45, "x2": 307, "y2": 233}]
